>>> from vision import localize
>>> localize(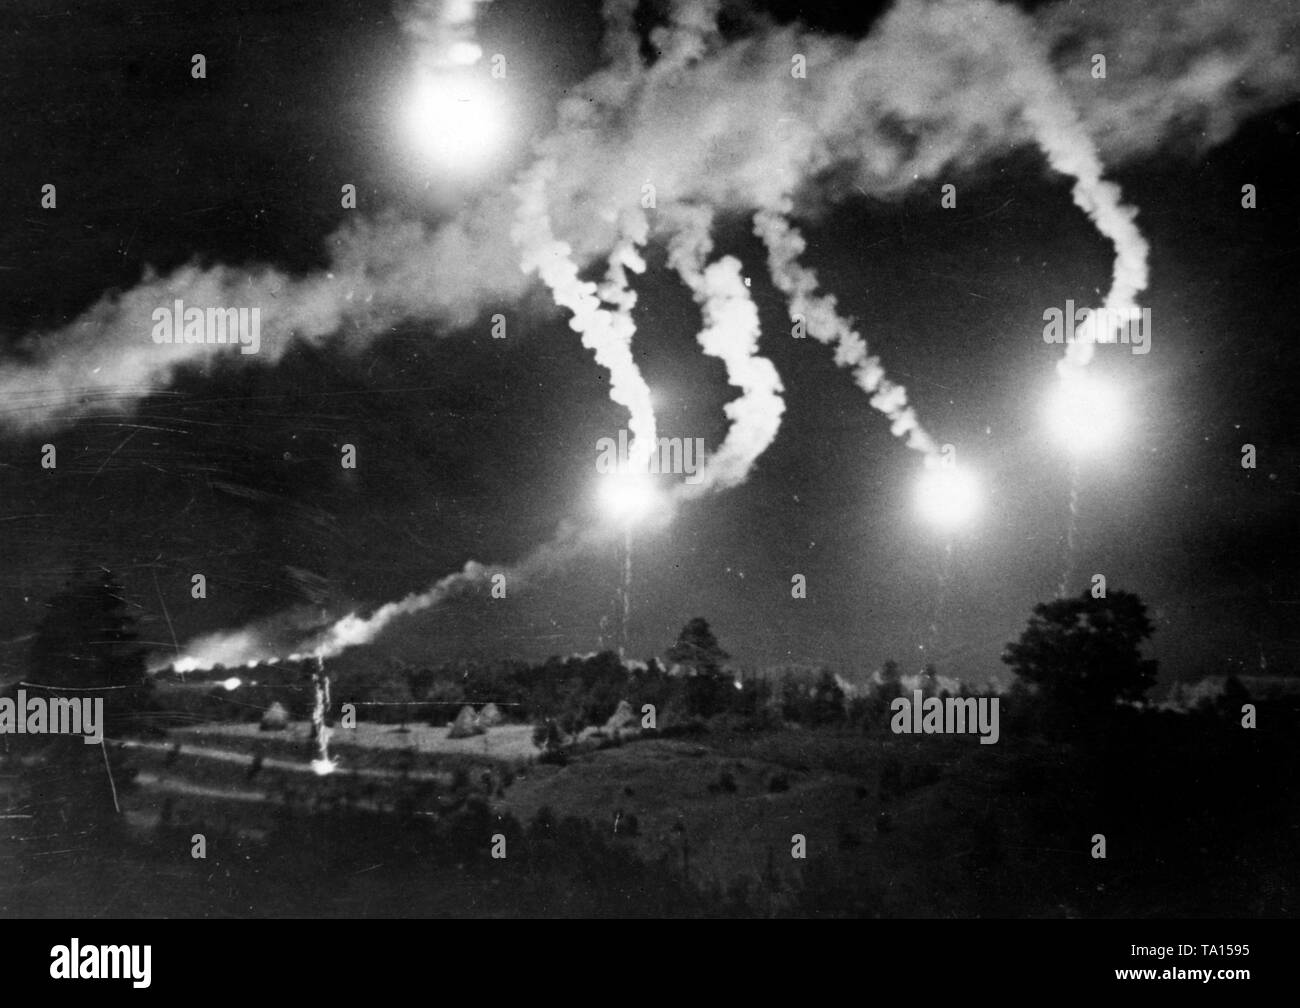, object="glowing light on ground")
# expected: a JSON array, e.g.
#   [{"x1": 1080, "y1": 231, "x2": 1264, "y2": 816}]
[
  {"x1": 1048, "y1": 371, "x2": 1124, "y2": 455},
  {"x1": 220, "y1": 677, "x2": 241, "y2": 692},
  {"x1": 916, "y1": 463, "x2": 980, "y2": 530},
  {"x1": 404, "y1": 69, "x2": 505, "y2": 175},
  {"x1": 310, "y1": 758, "x2": 338, "y2": 777}
]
